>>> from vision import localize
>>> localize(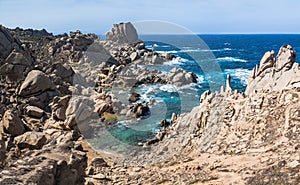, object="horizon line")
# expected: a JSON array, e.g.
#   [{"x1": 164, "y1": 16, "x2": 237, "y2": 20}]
[{"x1": 2, "y1": 25, "x2": 300, "y2": 35}]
